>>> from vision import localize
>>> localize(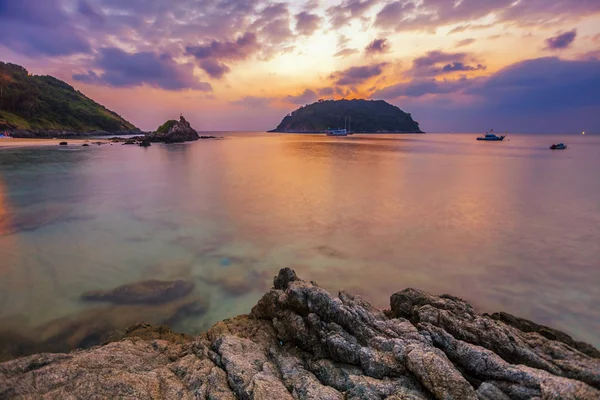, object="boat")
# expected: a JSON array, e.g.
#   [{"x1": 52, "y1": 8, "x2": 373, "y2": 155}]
[
  {"x1": 550, "y1": 143, "x2": 567, "y2": 150},
  {"x1": 326, "y1": 128, "x2": 348, "y2": 136},
  {"x1": 326, "y1": 116, "x2": 351, "y2": 137},
  {"x1": 0, "y1": 131, "x2": 13, "y2": 139},
  {"x1": 477, "y1": 129, "x2": 505, "y2": 141}
]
